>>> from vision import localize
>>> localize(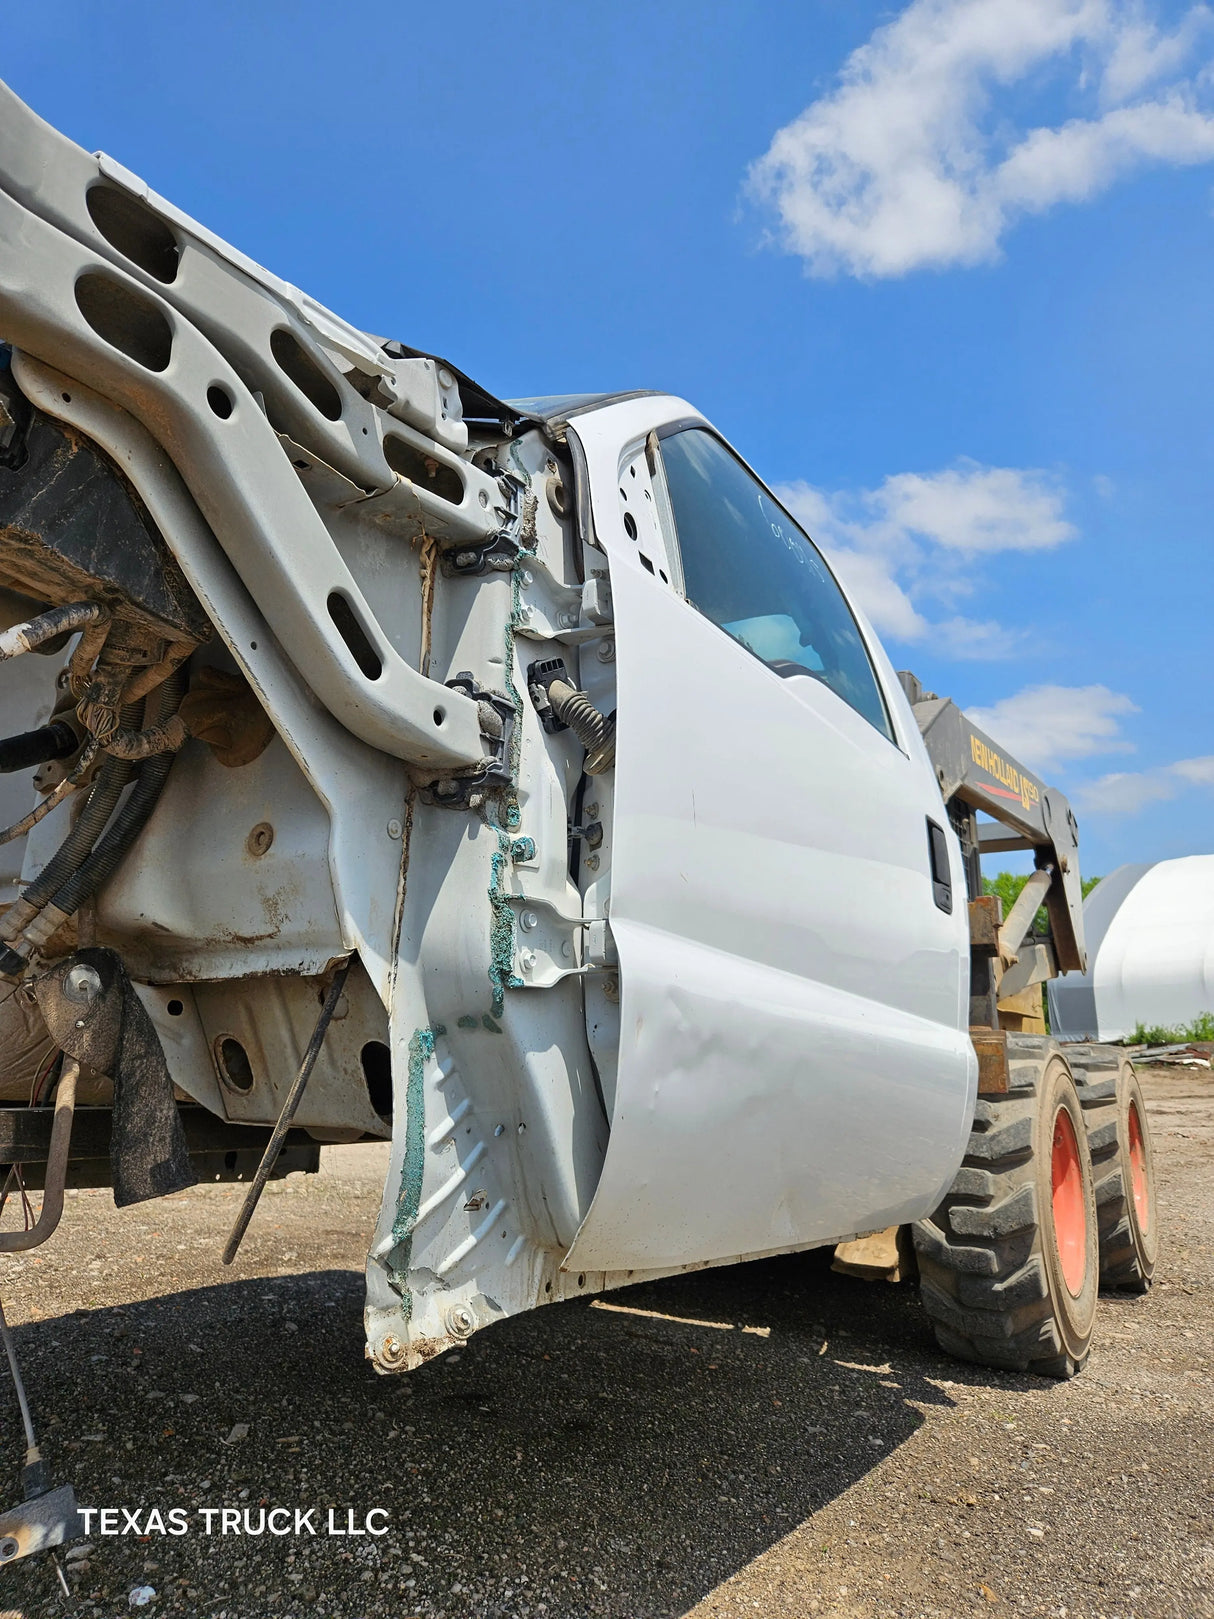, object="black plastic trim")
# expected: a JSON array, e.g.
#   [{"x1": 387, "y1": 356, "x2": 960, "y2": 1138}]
[{"x1": 927, "y1": 818, "x2": 954, "y2": 914}]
